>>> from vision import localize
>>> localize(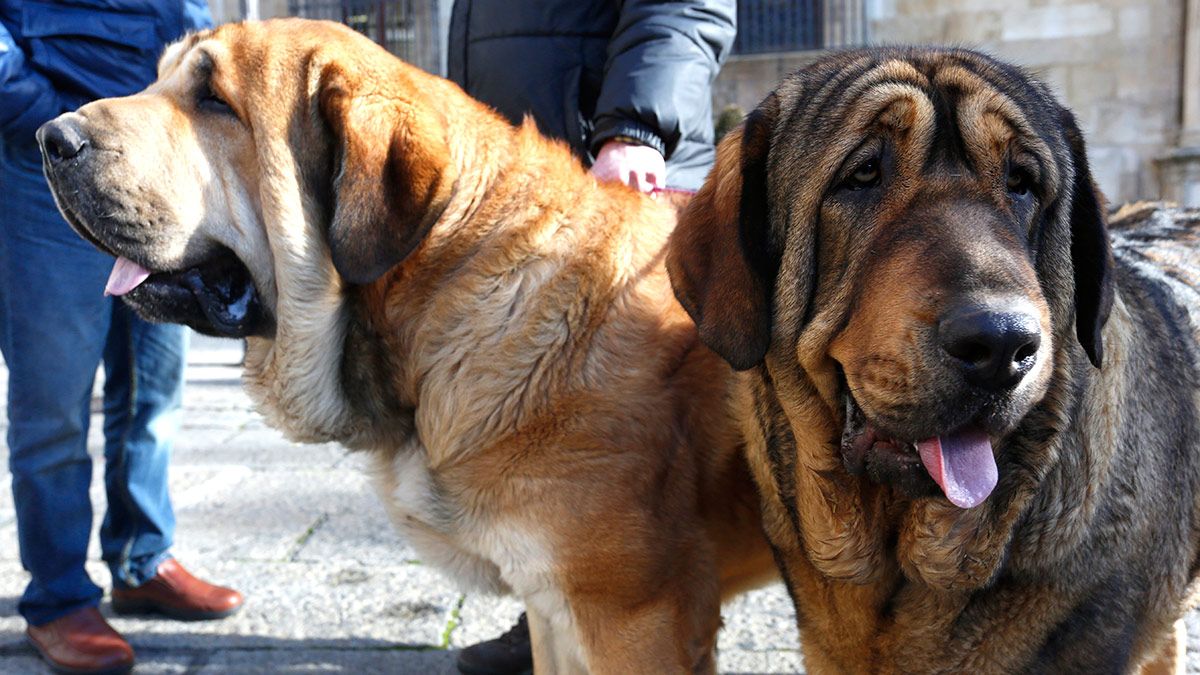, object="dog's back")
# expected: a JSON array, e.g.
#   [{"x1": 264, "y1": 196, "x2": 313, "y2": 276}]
[
  {"x1": 1110, "y1": 203, "x2": 1200, "y2": 336},
  {"x1": 1067, "y1": 202, "x2": 1200, "y2": 671}
]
